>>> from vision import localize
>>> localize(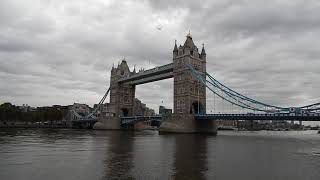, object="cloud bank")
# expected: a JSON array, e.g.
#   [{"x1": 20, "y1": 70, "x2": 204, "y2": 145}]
[{"x1": 1, "y1": 0, "x2": 320, "y2": 116}]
